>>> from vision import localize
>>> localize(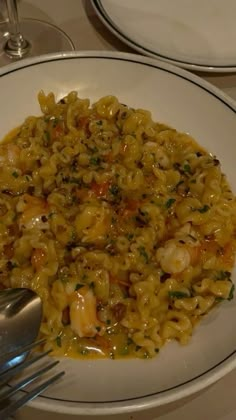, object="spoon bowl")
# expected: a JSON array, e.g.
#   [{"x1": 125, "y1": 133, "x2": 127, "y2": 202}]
[{"x1": 0, "y1": 288, "x2": 42, "y2": 371}]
